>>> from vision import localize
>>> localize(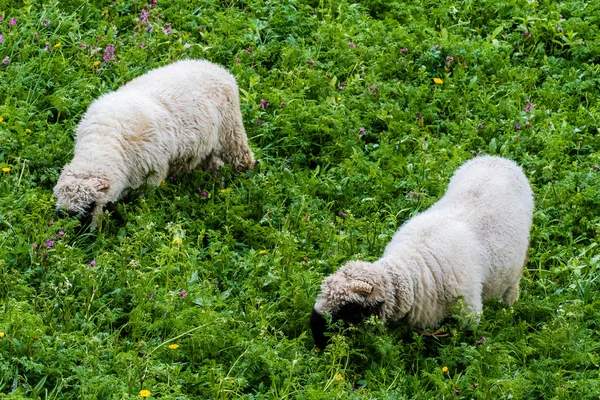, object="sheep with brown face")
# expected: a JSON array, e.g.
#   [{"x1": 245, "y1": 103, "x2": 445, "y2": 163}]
[
  {"x1": 54, "y1": 59, "x2": 256, "y2": 229},
  {"x1": 311, "y1": 156, "x2": 534, "y2": 349}
]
